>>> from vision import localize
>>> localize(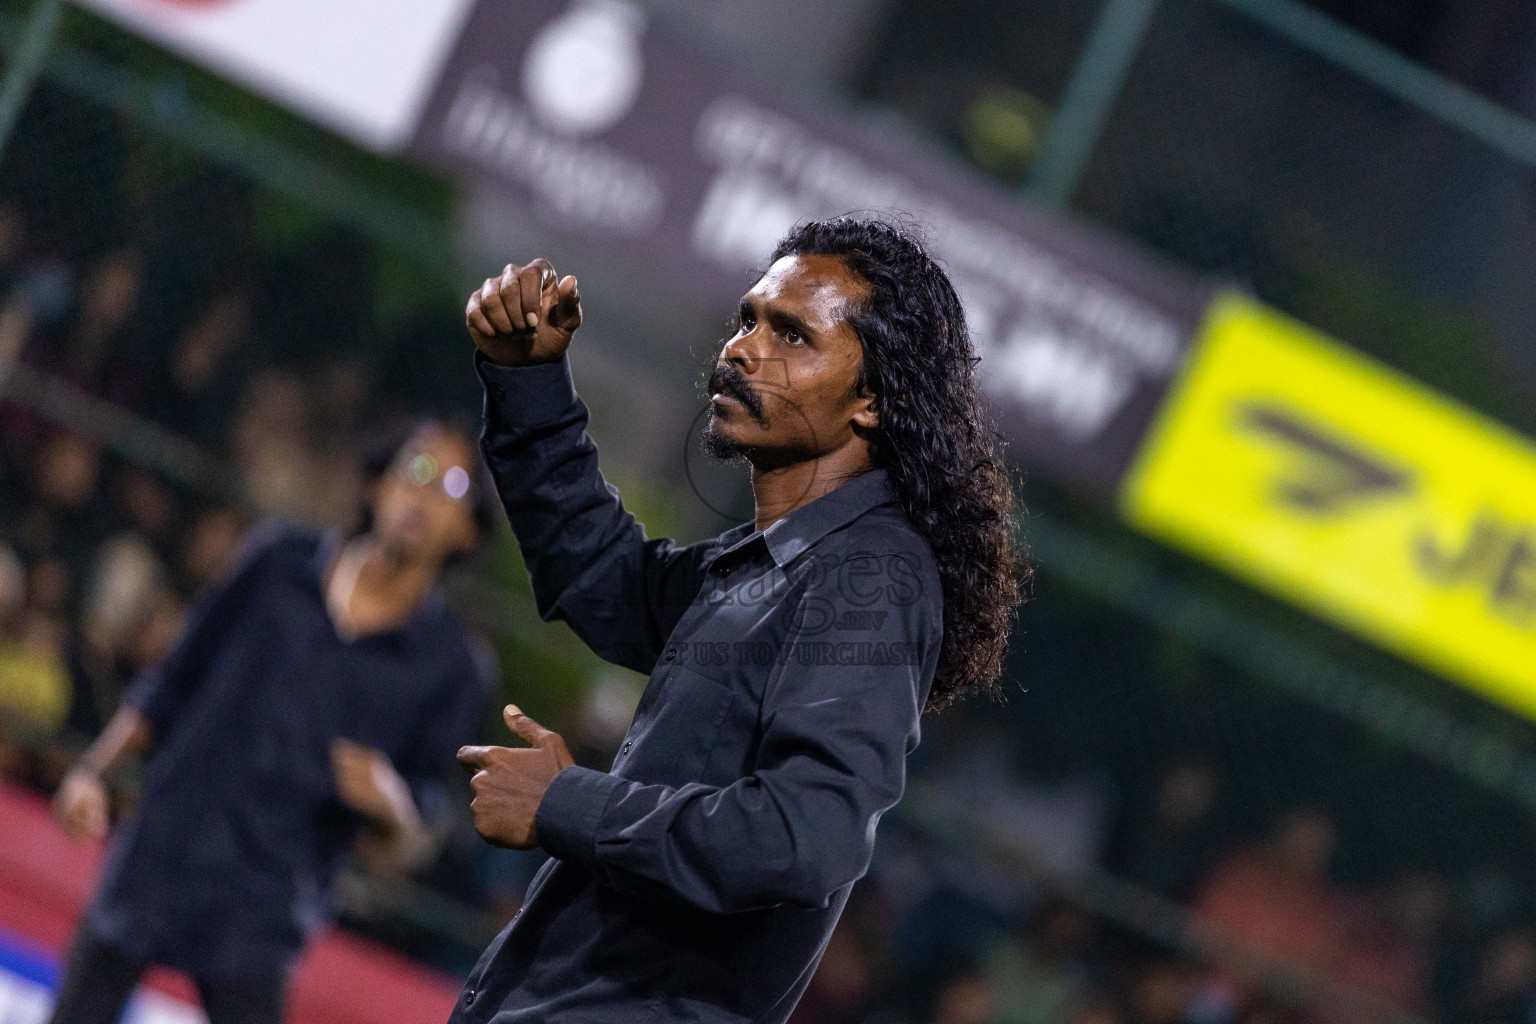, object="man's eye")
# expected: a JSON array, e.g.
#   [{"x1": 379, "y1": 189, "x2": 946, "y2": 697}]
[{"x1": 786, "y1": 329, "x2": 804, "y2": 345}]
